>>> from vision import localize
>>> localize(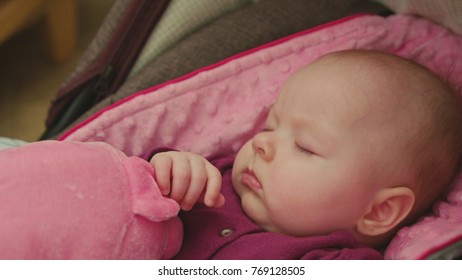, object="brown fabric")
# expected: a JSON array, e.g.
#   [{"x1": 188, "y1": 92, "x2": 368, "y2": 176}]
[{"x1": 54, "y1": 0, "x2": 382, "y2": 139}]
